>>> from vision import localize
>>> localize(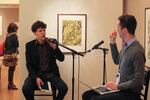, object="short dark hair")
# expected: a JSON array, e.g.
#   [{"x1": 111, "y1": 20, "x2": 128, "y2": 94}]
[
  {"x1": 31, "y1": 20, "x2": 47, "y2": 32},
  {"x1": 7, "y1": 23, "x2": 18, "y2": 33},
  {"x1": 118, "y1": 14, "x2": 137, "y2": 35}
]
